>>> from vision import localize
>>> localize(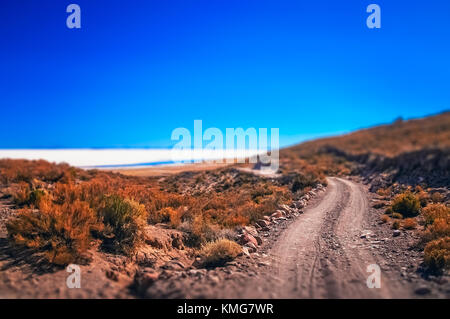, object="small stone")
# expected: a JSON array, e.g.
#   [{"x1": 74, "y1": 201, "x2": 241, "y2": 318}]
[
  {"x1": 393, "y1": 230, "x2": 401, "y2": 237},
  {"x1": 105, "y1": 270, "x2": 119, "y2": 282},
  {"x1": 271, "y1": 211, "x2": 284, "y2": 219},
  {"x1": 245, "y1": 242, "x2": 257, "y2": 253},
  {"x1": 256, "y1": 219, "x2": 270, "y2": 228},
  {"x1": 239, "y1": 233, "x2": 259, "y2": 247},
  {"x1": 241, "y1": 247, "x2": 250, "y2": 257},
  {"x1": 132, "y1": 271, "x2": 159, "y2": 295},
  {"x1": 242, "y1": 226, "x2": 258, "y2": 237},
  {"x1": 414, "y1": 286, "x2": 431, "y2": 295},
  {"x1": 254, "y1": 235, "x2": 263, "y2": 245}
]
